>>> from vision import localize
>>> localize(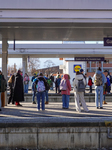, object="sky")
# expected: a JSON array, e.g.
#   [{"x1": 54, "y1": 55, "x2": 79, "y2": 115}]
[{"x1": 0, "y1": 58, "x2": 63, "y2": 69}]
